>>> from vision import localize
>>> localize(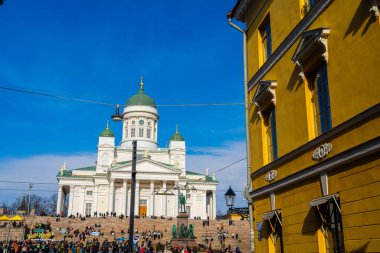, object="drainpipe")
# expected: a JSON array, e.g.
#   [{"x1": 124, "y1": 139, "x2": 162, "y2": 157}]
[{"x1": 228, "y1": 17, "x2": 254, "y2": 253}]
